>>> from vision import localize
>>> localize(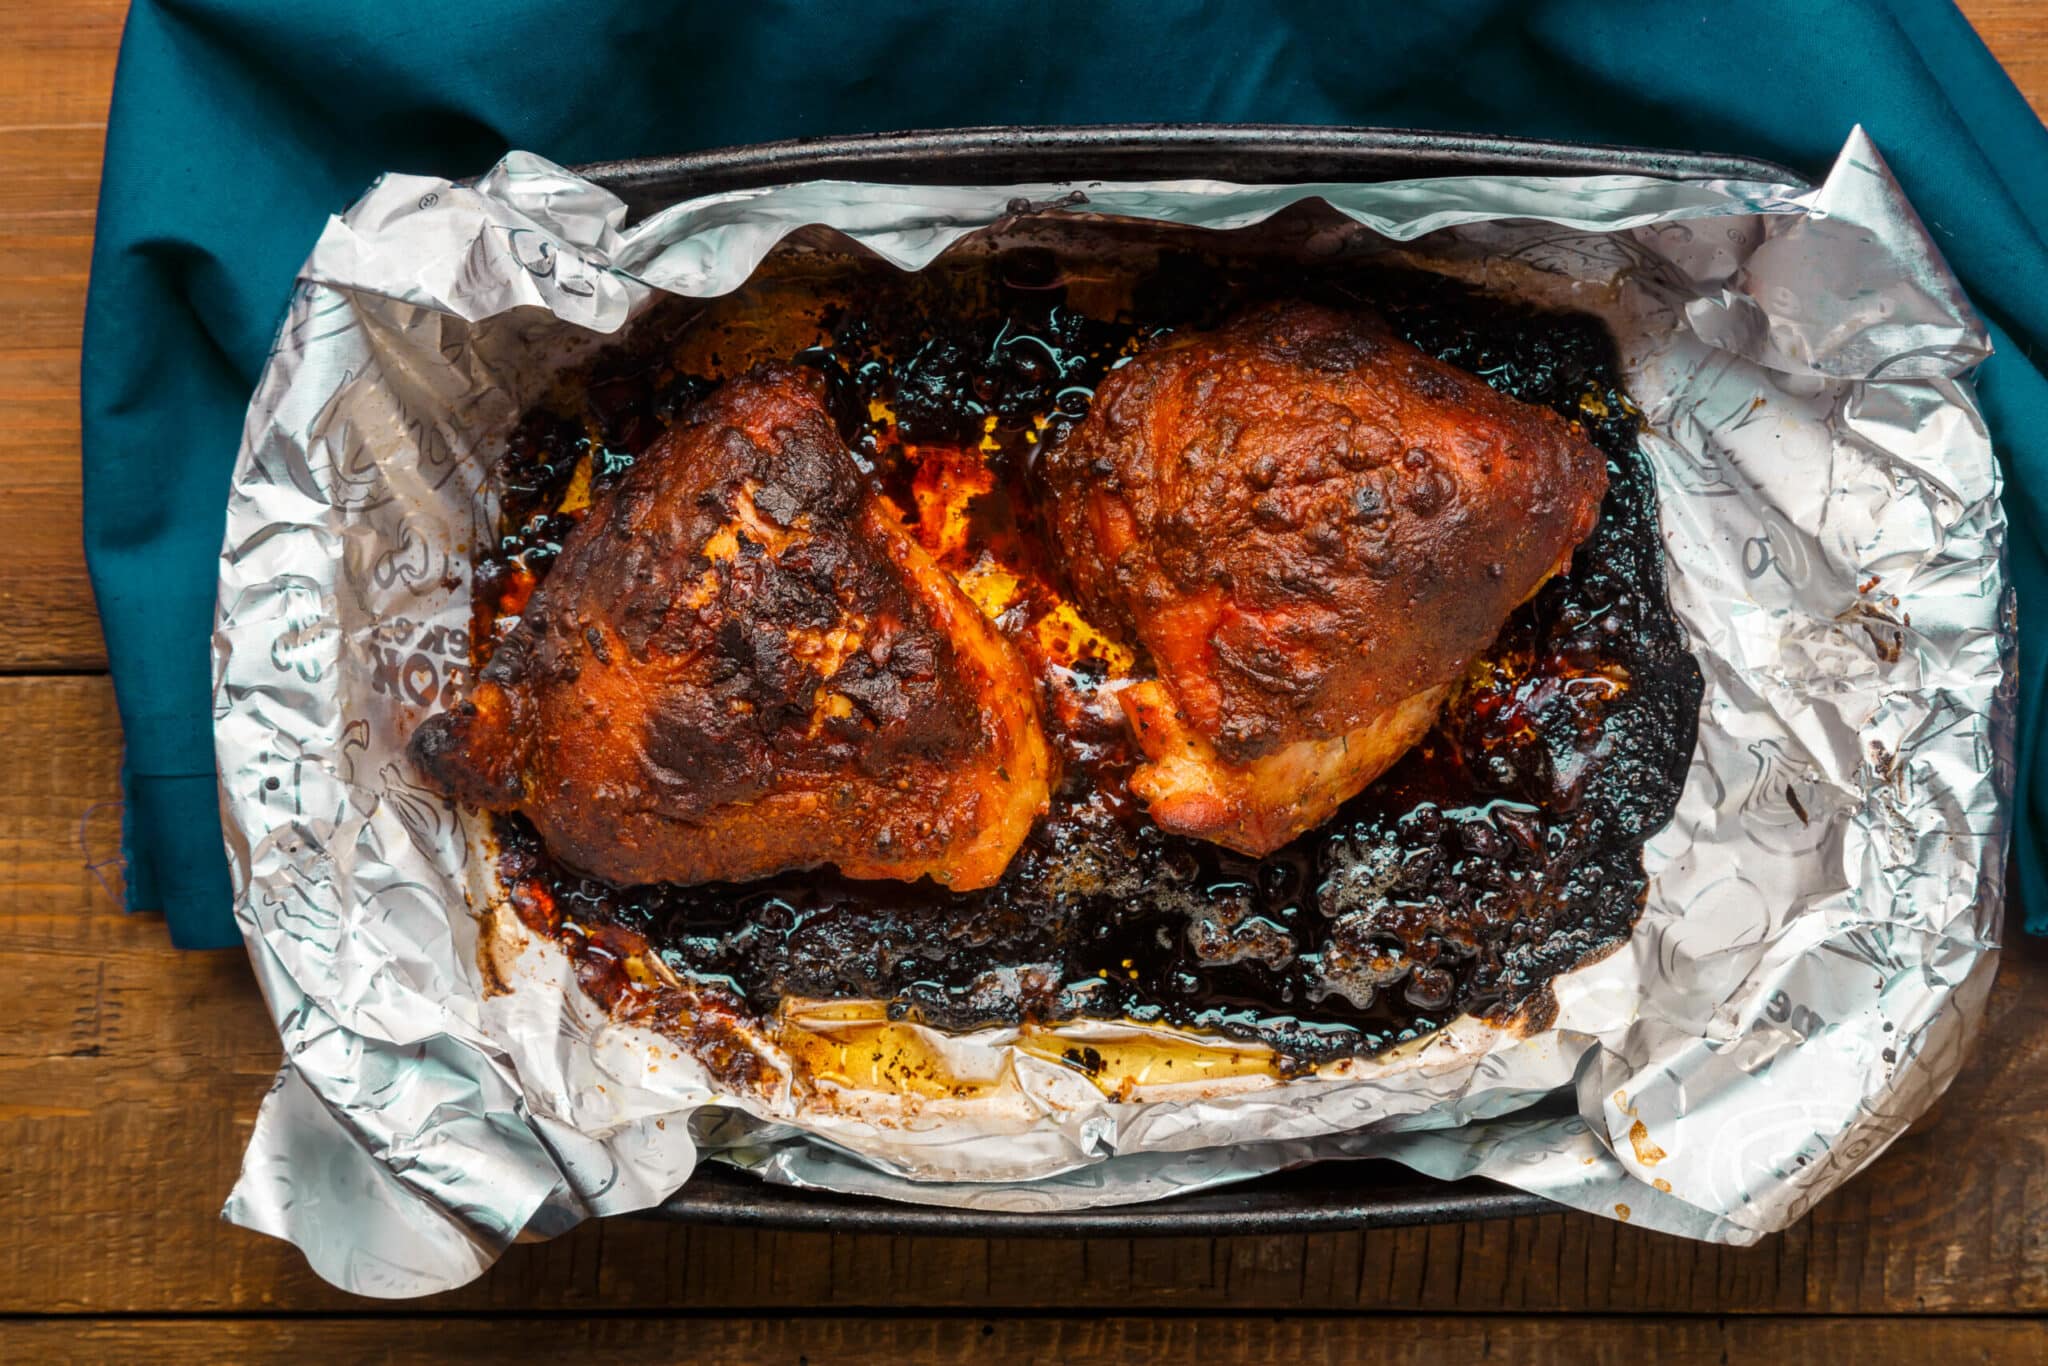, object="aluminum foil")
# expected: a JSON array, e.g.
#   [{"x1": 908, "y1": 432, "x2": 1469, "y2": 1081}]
[{"x1": 213, "y1": 127, "x2": 2012, "y2": 1295}]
